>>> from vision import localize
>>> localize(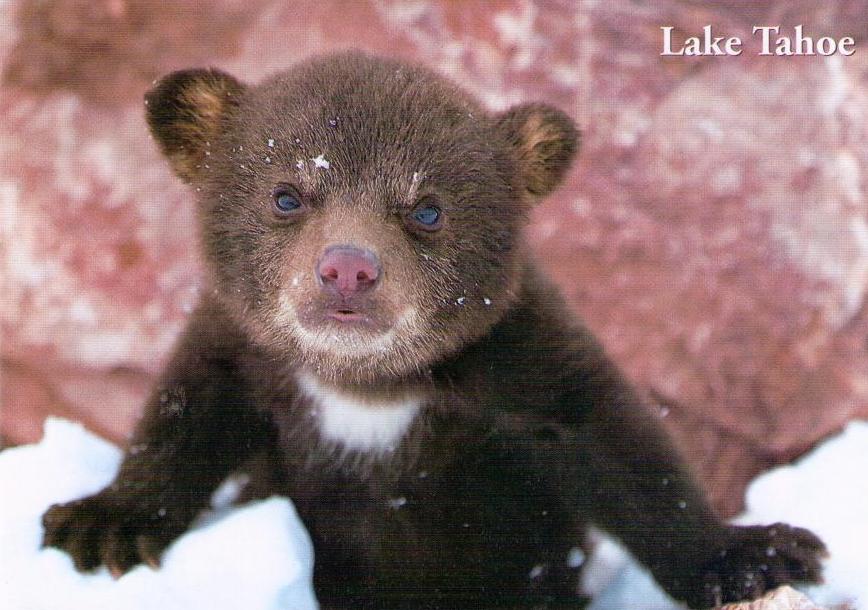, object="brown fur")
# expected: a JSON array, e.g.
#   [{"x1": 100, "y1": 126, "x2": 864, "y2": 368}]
[
  {"x1": 497, "y1": 103, "x2": 580, "y2": 199},
  {"x1": 145, "y1": 68, "x2": 244, "y2": 182},
  {"x1": 42, "y1": 52, "x2": 825, "y2": 609}
]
